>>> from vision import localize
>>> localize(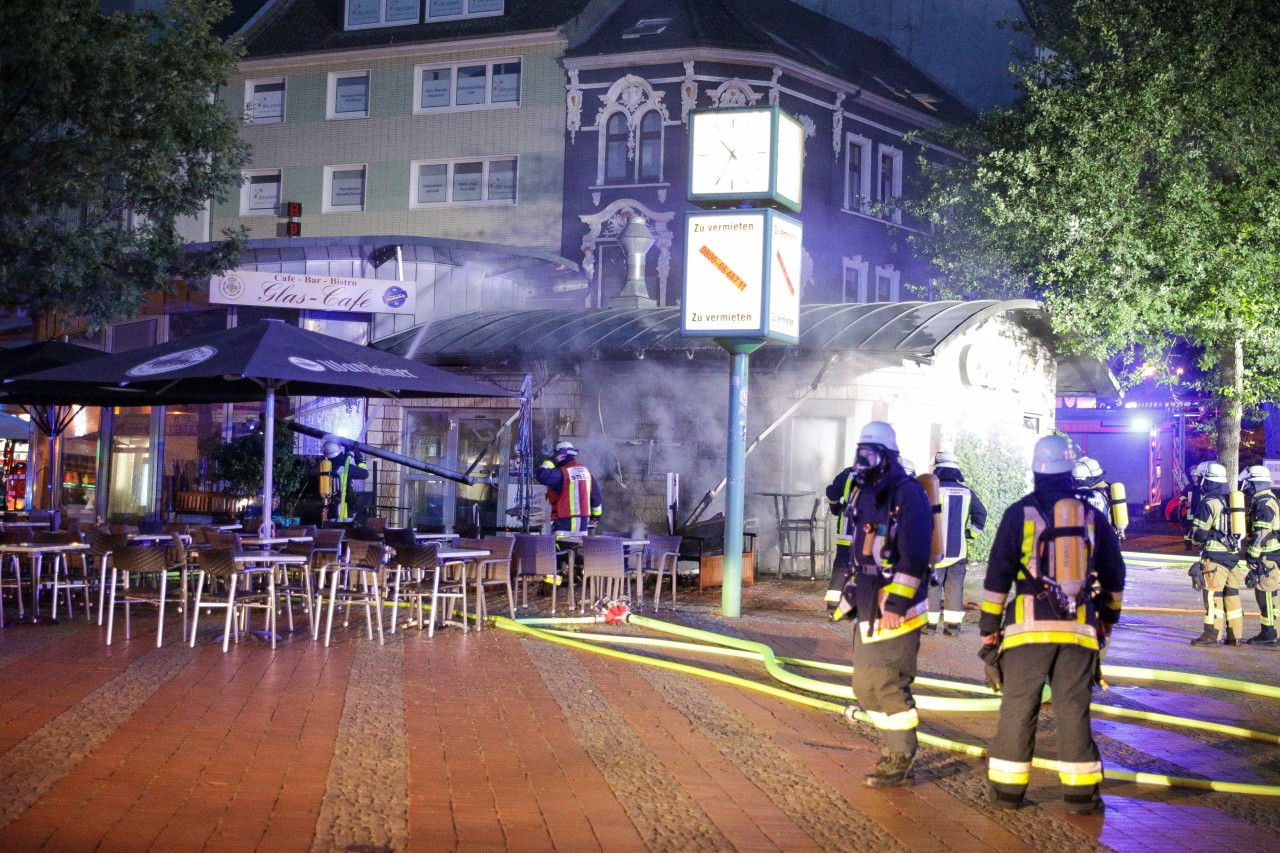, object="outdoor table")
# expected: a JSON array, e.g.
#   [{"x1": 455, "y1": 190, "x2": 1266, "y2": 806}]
[
  {"x1": 230, "y1": 550, "x2": 311, "y2": 646},
  {"x1": 414, "y1": 532, "x2": 460, "y2": 543},
  {"x1": 755, "y1": 490, "x2": 815, "y2": 571},
  {"x1": 128, "y1": 533, "x2": 193, "y2": 546},
  {"x1": 0, "y1": 541, "x2": 90, "y2": 624},
  {"x1": 437, "y1": 547, "x2": 491, "y2": 631},
  {"x1": 240, "y1": 535, "x2": 312, "y2": 549}
]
